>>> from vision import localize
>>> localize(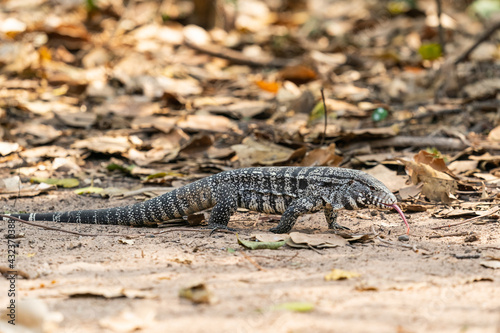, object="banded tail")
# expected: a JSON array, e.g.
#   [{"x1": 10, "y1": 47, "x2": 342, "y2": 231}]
[{"x1": 6, "y1": 179, "x2": 215, "y2": 226}]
